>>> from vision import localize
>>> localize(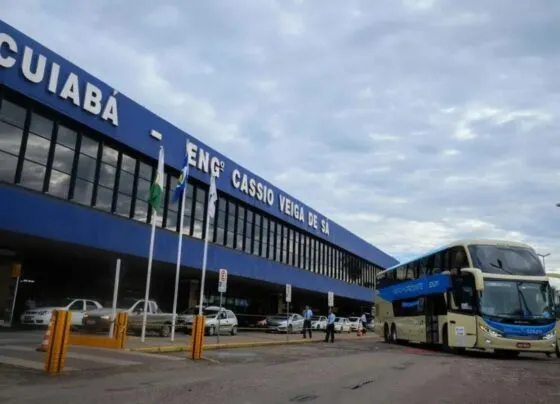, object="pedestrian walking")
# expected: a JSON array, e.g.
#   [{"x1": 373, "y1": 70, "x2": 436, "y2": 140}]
[
  {"x1": 360, "y1": 313, "x2": 367, "y2": 335},
  {"x1": 302, "y1": 305, "x2": 313, "y2": 338},
  {"x1": 324, "y1": 309, "x2": 336, "y2": 343}
]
